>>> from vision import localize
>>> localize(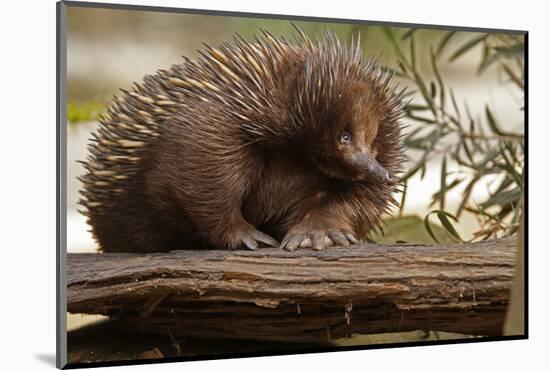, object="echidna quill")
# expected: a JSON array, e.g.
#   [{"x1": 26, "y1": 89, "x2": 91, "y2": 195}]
[{"x1": 78, "y1": 26, "x2": 406, "y2": 252}]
